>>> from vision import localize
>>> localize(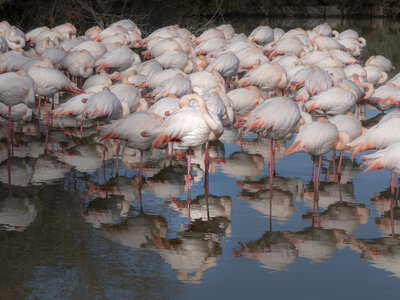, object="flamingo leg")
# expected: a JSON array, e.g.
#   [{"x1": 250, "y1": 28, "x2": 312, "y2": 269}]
[
  {"x1": 138, "y1": 150, "x2": 144, "y2": 188},
  {"x1": 337, "y1": 150, "x2": 344, "y2": 180},
  {"x1": 115, "y1": 139, "x2": 120, "y2": 177},
  {"x1": 44, "y1": 123, "x2": 49, "y2": 154},
  {"x1": 239, "y1": 129, "x2": 243, "y2": 152},
  {"x1": 391, "y1": 171, "x2": 396, "y2": 197},
  {"x1": 312, "y1": 156, "x2": 316, "y2": 185},
  {"x1": 7, "y1": 106, "x2": 11, "y2": 158},
  {"x1": 187, "y1": 147, "x2": 192, "y2": 228},
  {"x1": 80, "y1": 116, "x2": 84, "y2": 138},
  {"x1": 11, "y1": 122, "x2": 15, "y2": 157},
  {"x1": 45, "y1": 97, "x2": 49, "y2": 127},
  {"x1": 272, "y1": 138, "x2": 276, "y2": 175},
  {"x1": 38, "y1": 96, "x2": 41, "y2": 120},
  {"x1": 204, "y1": 141, "x2": 209, "y2": 171},
  {"x1": 316, "y1": 155, "x2": 322, "y2": 192},
  {"x1": 102, "y1": 139, "x2": 106, "y2": 161},
  {"x1": 332, "y1": 150, "x2": 336, "y2": 180},
  {"x1": 269, "y1": 137, "x2": 274, "y2": 189},
  {"x1": 204, "y1": 160, "x2": 210, "y2": 220}
]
